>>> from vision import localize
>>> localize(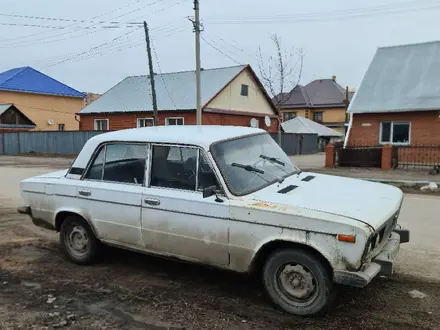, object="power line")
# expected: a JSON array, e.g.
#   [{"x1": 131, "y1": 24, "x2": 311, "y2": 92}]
[
  {"x1": 0, "y1": 21, "x2": 142, "y2": 29},
  {"x1": 206, "y1": 0, "x2": 440, "y2": 24},
  {"x1": 0, "y1": 0, "x2": 145, "y2": 44},
  {"x1": 151, "y1": 39, "x2": 177, "y2": 108},
  {"x1": 45, "y1": 28, "x2": 141, "y2": 68},
  {"x1": 0, "y1": 0, "x2": 187, "y2": 50},
  {"x1": 200, "y1": 35, "x2": 243, "y2": 65},
  {"x1": 0, "y1": 0, "x2": 168, "y2": 45},
  {"x1": 0, "y1": 13, "x2": 143, "y2": 25},
  {"x1": 36, "y1": 25, "x2": 185, "y2": 68},
  {"x1": 28, "y1": 20, "x2": 185, "y2": 68}
]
